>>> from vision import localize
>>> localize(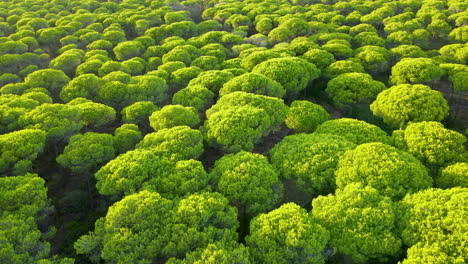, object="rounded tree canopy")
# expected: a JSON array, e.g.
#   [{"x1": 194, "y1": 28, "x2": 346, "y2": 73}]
[
  {"x1": 113, "y1": 40, "x2": 145, "y2": 61},
  {"x1": 270, "y1": 133, "x2": 355, "y2": 197},
  {"x1": 437, "y1": 162, "x2": 468, "y2": 189},
  {"x1": 210, "y1": 151, "x2": 283, "y2": 216},
  {"x1": 57, "y1": 132, "x2": 115, "y2": 174},
  {"x1": 370, "y1": 84, "x2": 449, "y2": 128},
  {"x1": 206, "y1": 91, "x2": 288, "y2": 129},
  {"x1": 336, "y1": 142, "x2": 433, "y2": 200},
  {"x1": 315, "y1": 118, "x2": 391, "y2": 145},
  {"x1": 312, "y1": 183, "x2": 402, "y2": 263},
  {"x1": 95, "y1": 149, "x2": 174, "y2": 196},
  {"x1": 0, "y1": 173, "x2": 47, "y2": 217},
  {"x1": 136, "y1": 125, "x2": 204, "y2": 161},
  {"x1": 18, "y1": 103, "x2": 83, "y2": 143},
  {"x1": 149, "y1": 104, "x2": 200, "y2": 131},
  {"x1": 60, "y1": 74, "x2": 103, "y2": 103},
  {"x1": 325, "y1": 72, "x2": 387, "y2": 107},
  {"x1": 285, "y1": 100, "x2": 331, "y2": 133},
  {"x1": 390, "y1": 58, "x2": 444, "y2": 85},
  {"x1": 187, "y1": 70, "x2": 235, "y2": 93},
  {"x1": 246, "y1": 202, "x2": 329, "y2": 264},
  {"x1": 301, "y1": 48, "x2": 336, "y2": 70},
  {"x1": 121, "y1": 101, "x2": 159, "y2": 127},
  {"x1": 172, "y1": 85, "x2": 215, "y2": 111},
  {"x1": 202, "y1": 105, "x2": 271, "y2": 153},
  {"x1": 24, "y1": 69, "x2": 70, "y2": 98},
  {"x1": 252, "y1": 57, "x2": 320, "y2": 94},
  {"x1": 219, "y1": 73, "x2": 285, "y2": 98},
  {"x1": 323, "y1": 60, "x2": 365, "y2": 79},
  {"x1": 67, "y1": 98, "x2": 116, "y2": 128},
  {"x1": 396, "y1": 188, "x2": 468, "y2": 263},
  {"x1": 396, "y1": 121, "x2": 467, "y2": 166},
  {"x1": 113, "y1": 123, "x2": 142, "y2": 154},
  {"x1": 166, "y1": 242, "x2": 250, "y2": 264}
]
